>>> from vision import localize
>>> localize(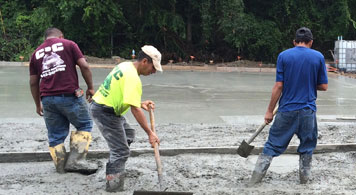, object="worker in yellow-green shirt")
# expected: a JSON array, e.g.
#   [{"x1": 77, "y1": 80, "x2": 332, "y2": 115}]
[{"x1": 89, "y1": 45, "x2": 162, "y2": 192}]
